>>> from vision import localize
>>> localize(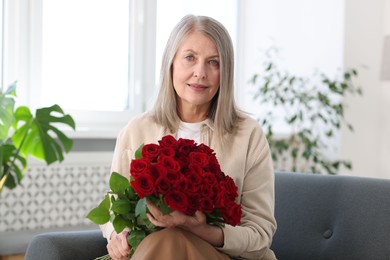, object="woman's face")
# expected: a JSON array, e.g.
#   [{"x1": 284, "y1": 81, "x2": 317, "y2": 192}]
[{"x1": 172, "y1": 31, "x2": 220, "y2": 116}]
